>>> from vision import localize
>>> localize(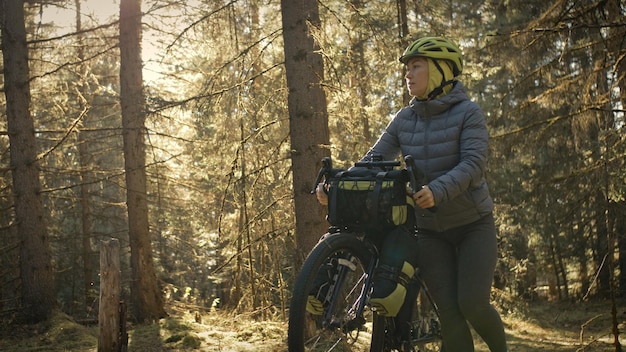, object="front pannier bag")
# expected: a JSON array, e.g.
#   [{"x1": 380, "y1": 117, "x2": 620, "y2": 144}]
[{"x1": 326, "y1": 167, "x2": 412, "y2": 236}]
